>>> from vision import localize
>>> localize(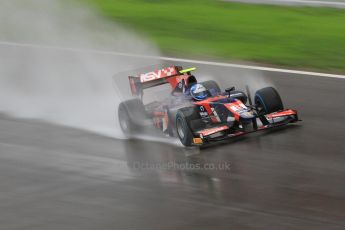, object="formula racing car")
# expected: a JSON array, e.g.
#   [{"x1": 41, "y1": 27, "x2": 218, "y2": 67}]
[{"x1": 118, "y1": 66, "x2": 299, "y2": 146}]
